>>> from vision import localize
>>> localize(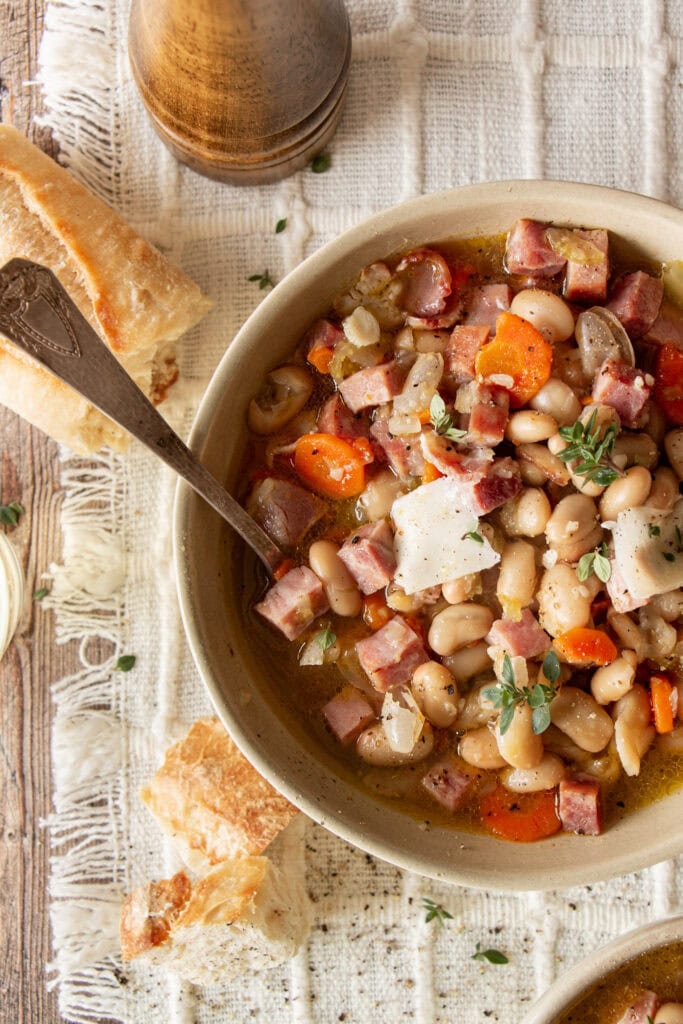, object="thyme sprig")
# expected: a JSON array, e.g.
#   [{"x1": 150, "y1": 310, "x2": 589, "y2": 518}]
[
  {"x1": 429, "y1": 394, "x2": 467, "y2": 442},
  {"x1": 557, "y1": 411, "x2": 621, "y2": 486},
  {"x1": 483, "y1": 652, "x2": 560, "y2": 736},
  {"x1": 422, "y1": 897, "x2": 453, "y2": 926},
  {"x1": 247, "y1": 270, "x2": 275, "y2": 290}
]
